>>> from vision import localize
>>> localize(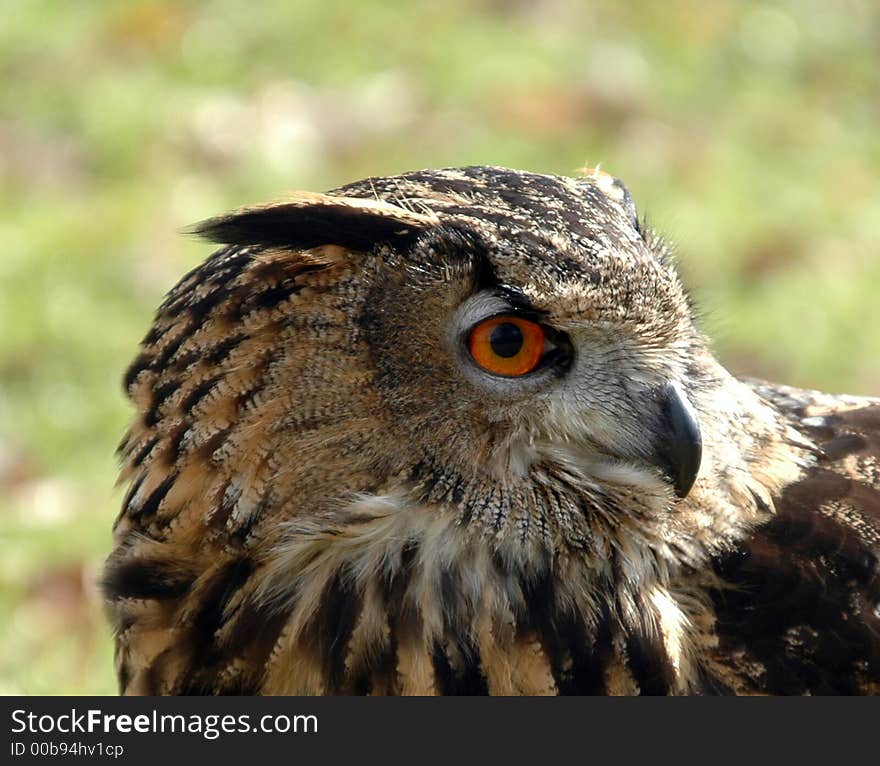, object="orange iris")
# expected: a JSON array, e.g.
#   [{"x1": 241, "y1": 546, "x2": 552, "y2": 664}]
[{"x1": 468, "y1": 315, "x2": 546, "y2": 377}]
